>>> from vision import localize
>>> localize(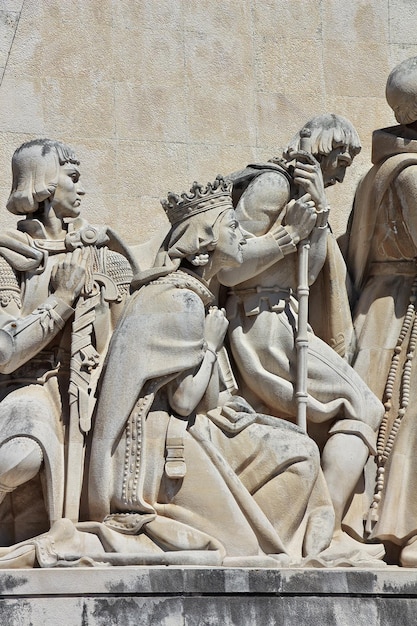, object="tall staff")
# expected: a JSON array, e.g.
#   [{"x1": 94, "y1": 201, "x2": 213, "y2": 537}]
[{"x1": 295, "y1": 128, "x2": 312, "y2": 431}]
